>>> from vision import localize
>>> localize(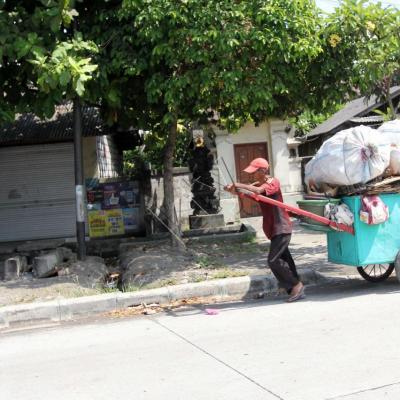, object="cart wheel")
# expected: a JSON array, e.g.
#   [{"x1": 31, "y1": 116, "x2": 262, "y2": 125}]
[
  {"x1": 357, "y1": 264, "x2": 395, "y2": 282},
  {"x1": 394, "y1": 251, "x2": 400, "y2": 283}
]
